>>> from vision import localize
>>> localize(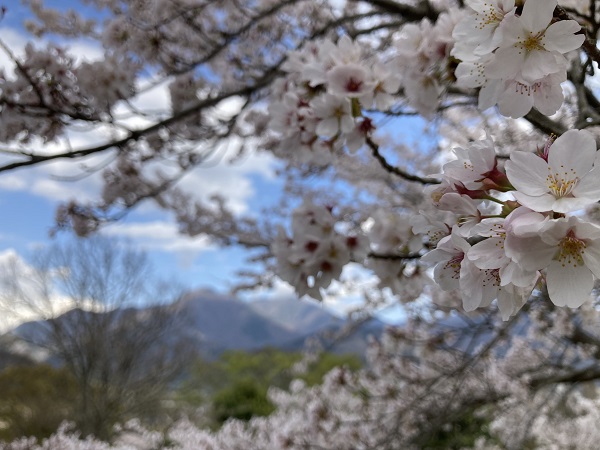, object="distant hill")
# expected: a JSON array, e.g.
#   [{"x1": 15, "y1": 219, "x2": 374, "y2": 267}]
[
  {"x1": 0, "y1": 289, "x2": 386, "y2": 367},
  {"x1": 248, "y1": 297, "x2": 343, "y2": 335}
]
